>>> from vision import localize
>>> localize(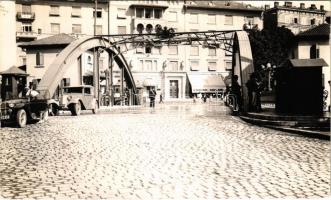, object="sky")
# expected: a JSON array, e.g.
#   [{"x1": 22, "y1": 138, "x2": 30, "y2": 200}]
[{"x1": 236, "y1": 1, "x2": 330, "y2": 10}]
